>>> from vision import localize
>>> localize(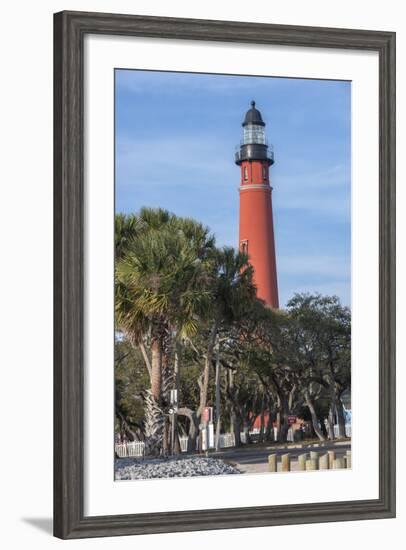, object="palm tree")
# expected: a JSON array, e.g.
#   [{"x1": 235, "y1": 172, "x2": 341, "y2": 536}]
[
  {"x1": 115, "y1": 213, "x2": 142, "y2": 261},
  {"x1": 196, "y1": 247, "x2": 257, "y2": 449},
  {"x1": 115, "y1": 208, "x2": 215, "y2": 454}
]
